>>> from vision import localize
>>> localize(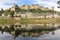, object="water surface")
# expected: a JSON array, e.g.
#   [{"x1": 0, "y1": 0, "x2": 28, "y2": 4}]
[{"x1": 0, "y1": 23, "x2": 60, "y2": 40}]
